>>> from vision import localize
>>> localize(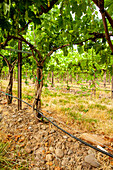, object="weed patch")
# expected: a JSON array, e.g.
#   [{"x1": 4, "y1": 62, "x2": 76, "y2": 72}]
[
  {"x1": 69, "y1": 112, "x2": 82, "y2": 120},
  {"x1": 0, "y1": 141, "x2": 28, "y2": 169},
  {"x1": 89, "y1": 103, "x2": 107, "y2": 110},
  {"x1": 22, "y1": 94, "x2": 34, "y2": 101}
]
